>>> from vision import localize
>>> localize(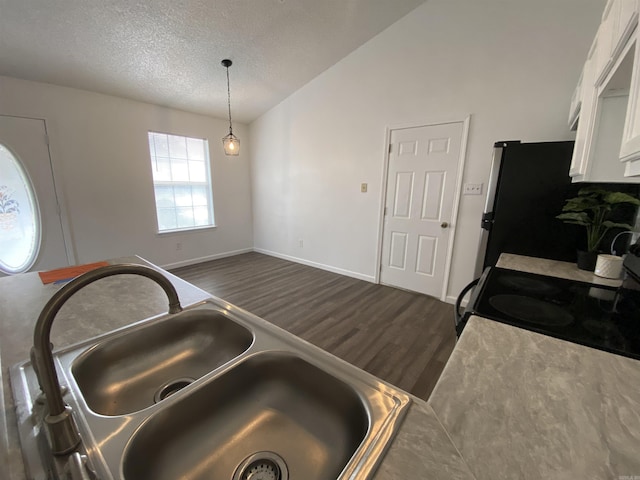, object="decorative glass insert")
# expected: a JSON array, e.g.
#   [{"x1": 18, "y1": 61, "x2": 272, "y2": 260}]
[
  {"x1": 0, "y1": 143, "x2": 41, "y2": 274},
  {"x1": 148, "y1": 132, "x2": 215, "y2": 232}
]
